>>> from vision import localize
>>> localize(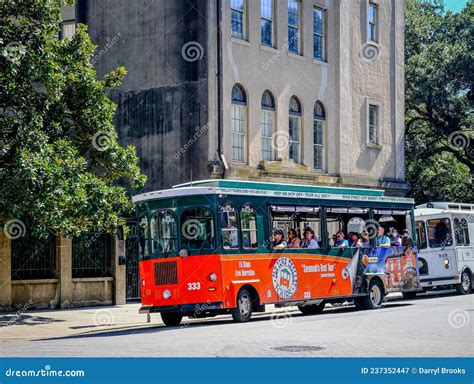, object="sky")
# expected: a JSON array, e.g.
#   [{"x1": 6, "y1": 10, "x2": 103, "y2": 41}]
[{"x1": 442, "y1": 0, "x2": 470, "y2": 12}]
